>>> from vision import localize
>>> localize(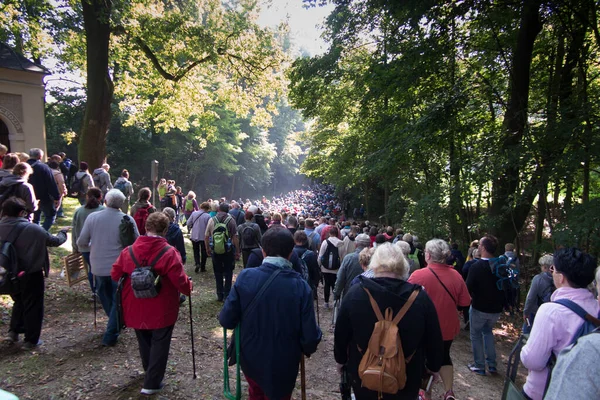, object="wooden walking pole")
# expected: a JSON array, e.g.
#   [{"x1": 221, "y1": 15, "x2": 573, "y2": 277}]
[{"x1": 301, "y1": 354, "x2": 306, "y2": 400}]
